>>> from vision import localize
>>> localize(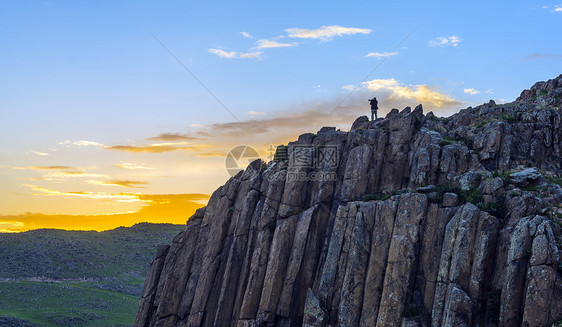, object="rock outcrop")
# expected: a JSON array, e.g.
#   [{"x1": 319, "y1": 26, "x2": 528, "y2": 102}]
[{"x1": 136, "y1": 75, "x2": 562, "y2": 327}]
